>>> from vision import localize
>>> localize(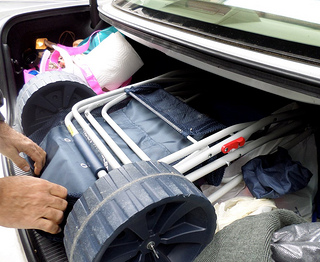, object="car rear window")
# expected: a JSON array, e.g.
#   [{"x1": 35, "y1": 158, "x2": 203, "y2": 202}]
[{"x1": 113, "y1": 0, "x2": 320, "y2": 62}]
